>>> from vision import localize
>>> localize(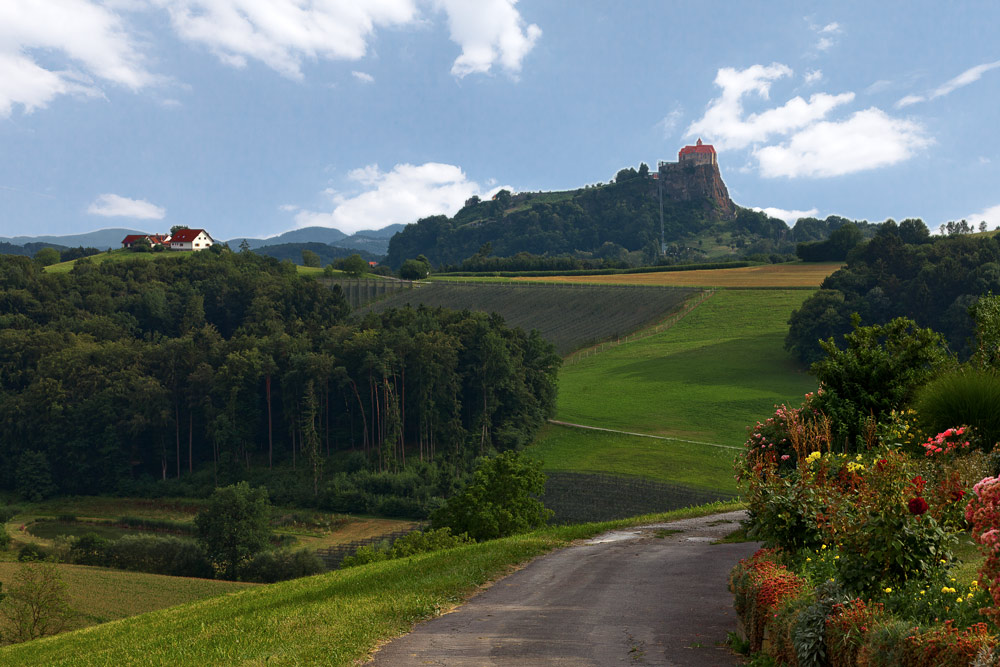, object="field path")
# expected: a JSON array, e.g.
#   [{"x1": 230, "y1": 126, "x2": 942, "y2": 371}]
[
  {"x1": 546, "y1": 418, "x2": 742, "y2": 451},
  {"x1": 366, "y1": 511, "x2": 758, "y2": 666}
]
